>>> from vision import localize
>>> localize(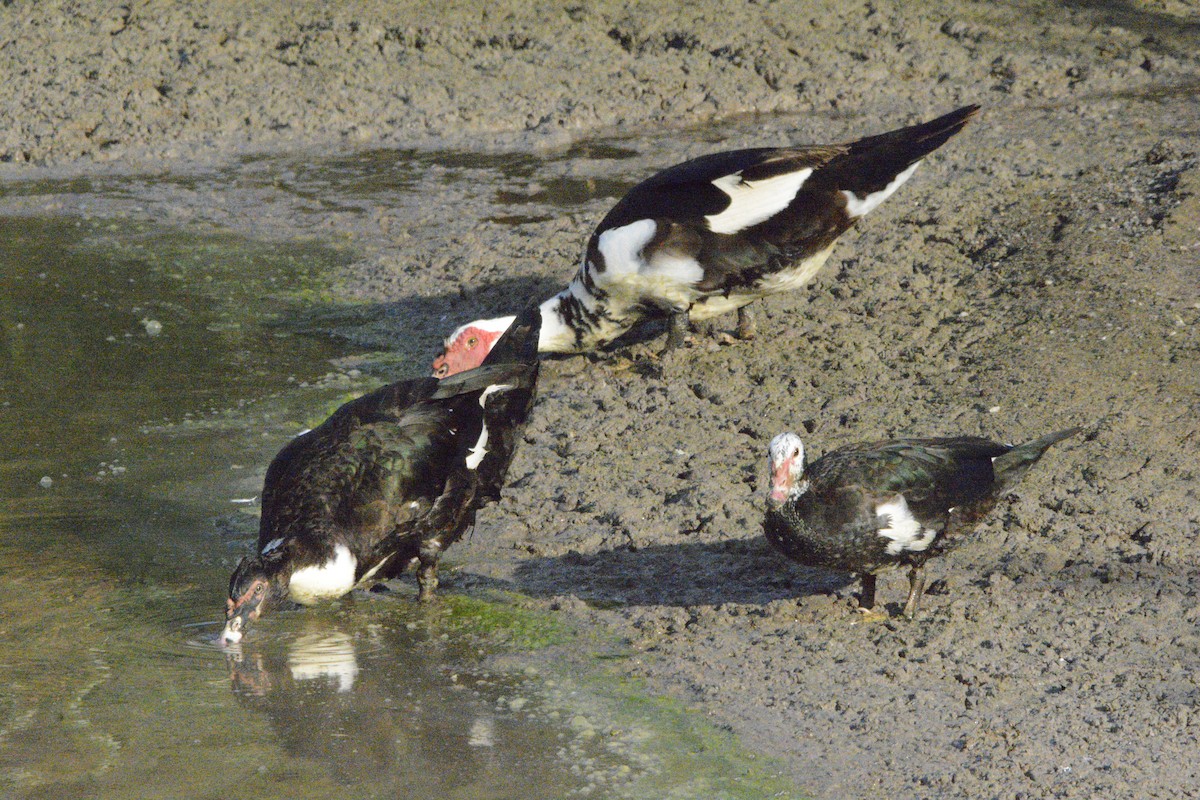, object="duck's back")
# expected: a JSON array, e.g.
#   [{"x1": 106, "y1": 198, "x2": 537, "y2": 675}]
[
  {"x1": 256, "y1": 377, "x2": 475, "y2": 559},
  {"x1": 765, "y1": 437, "x2": 1012, "y2": 572}
]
